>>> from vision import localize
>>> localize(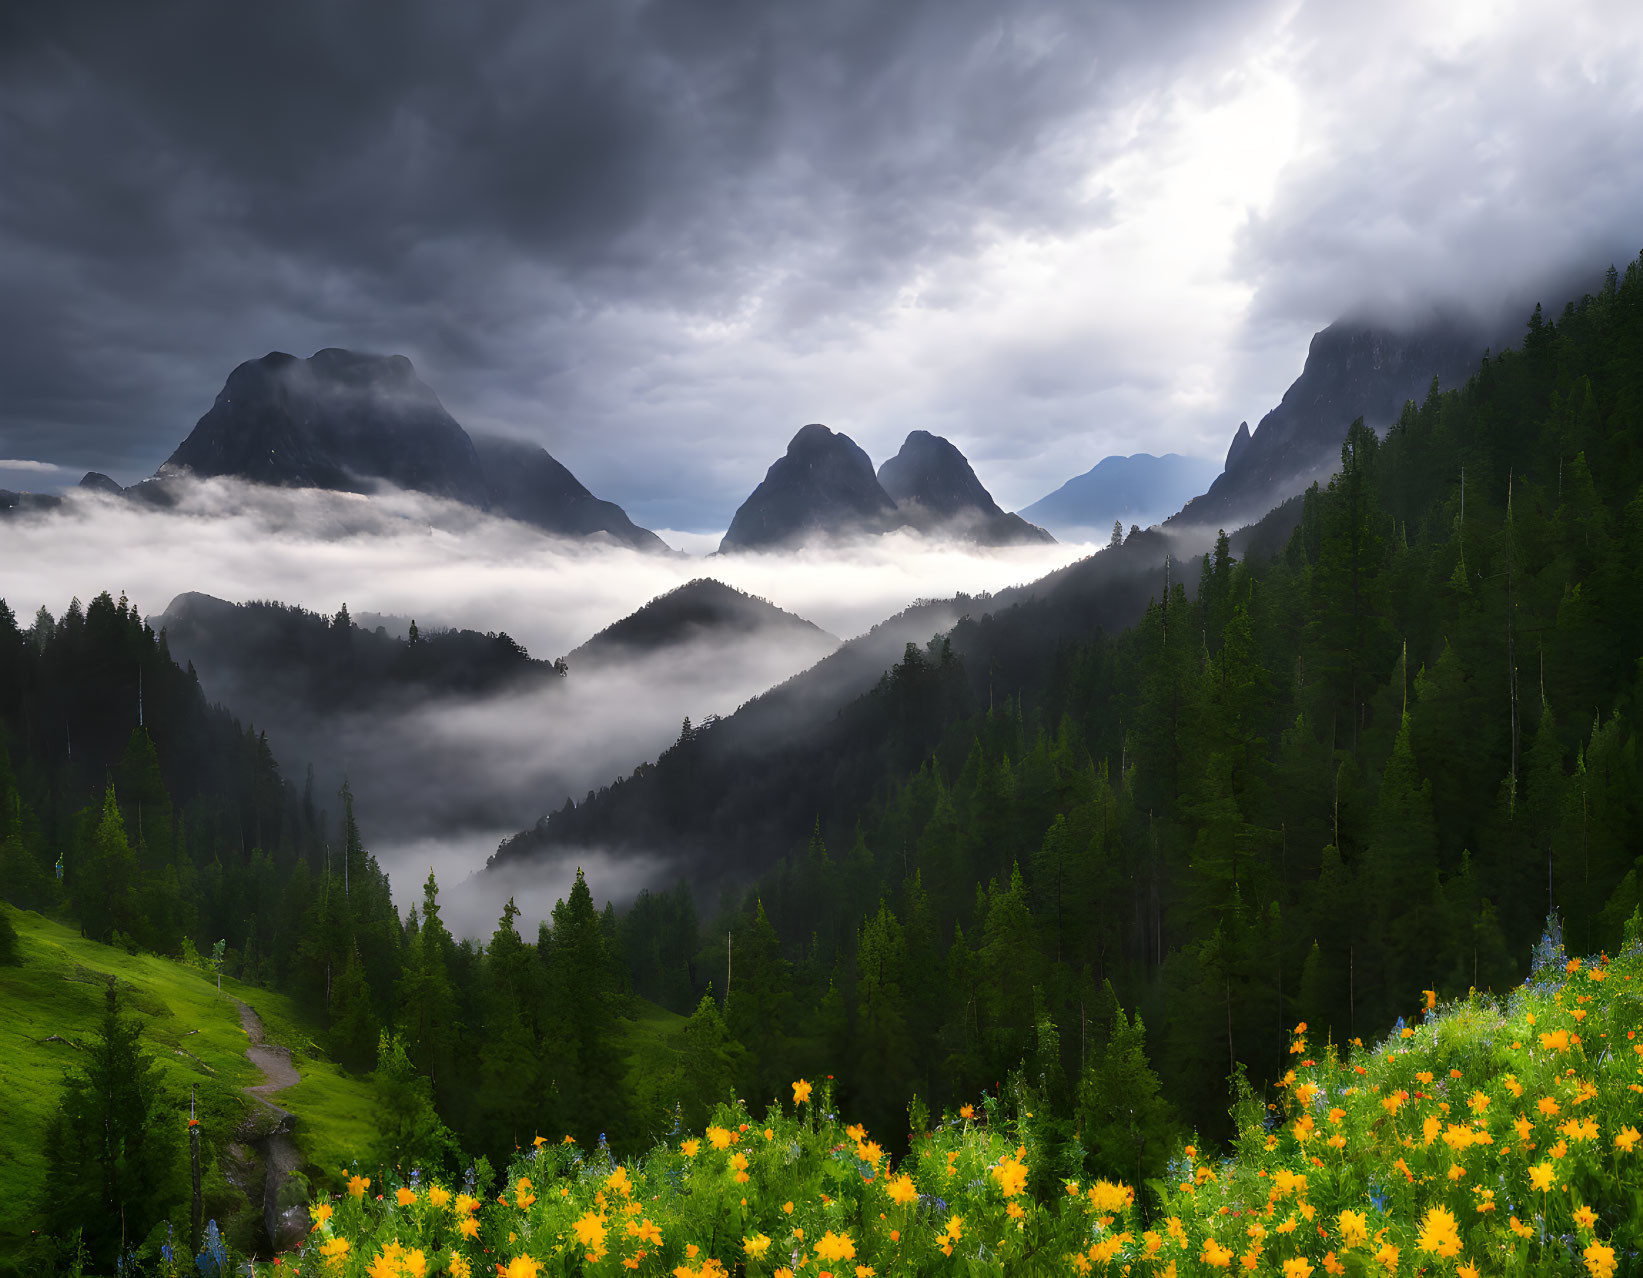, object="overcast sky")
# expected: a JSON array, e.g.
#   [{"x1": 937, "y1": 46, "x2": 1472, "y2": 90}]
[{"x1": 3, "y1": 0, "x2": 1641, "y2": 532}]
